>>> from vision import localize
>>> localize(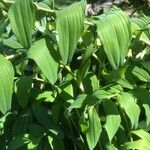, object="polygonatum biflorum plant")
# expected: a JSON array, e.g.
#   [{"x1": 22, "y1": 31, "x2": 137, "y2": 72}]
[{"x1": 0, "y1": 0, "x2": 150, "y2": 149}]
